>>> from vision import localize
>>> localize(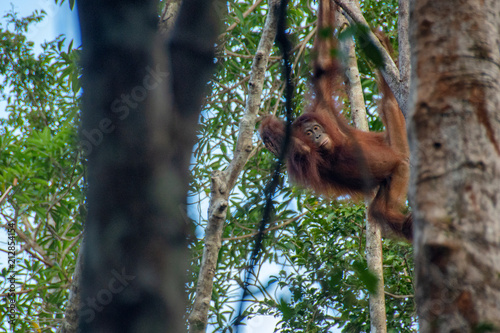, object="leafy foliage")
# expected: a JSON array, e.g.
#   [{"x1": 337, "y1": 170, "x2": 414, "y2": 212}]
[
  {"x1": 0, "y1": 0, "x2": 415, "y2": 332},
  {"x1": 0, "y1": 10, "x2": 83, "y2": 332},
  {"x1": 188, "y1": 0, "x2": 415, "y2": 332}
]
